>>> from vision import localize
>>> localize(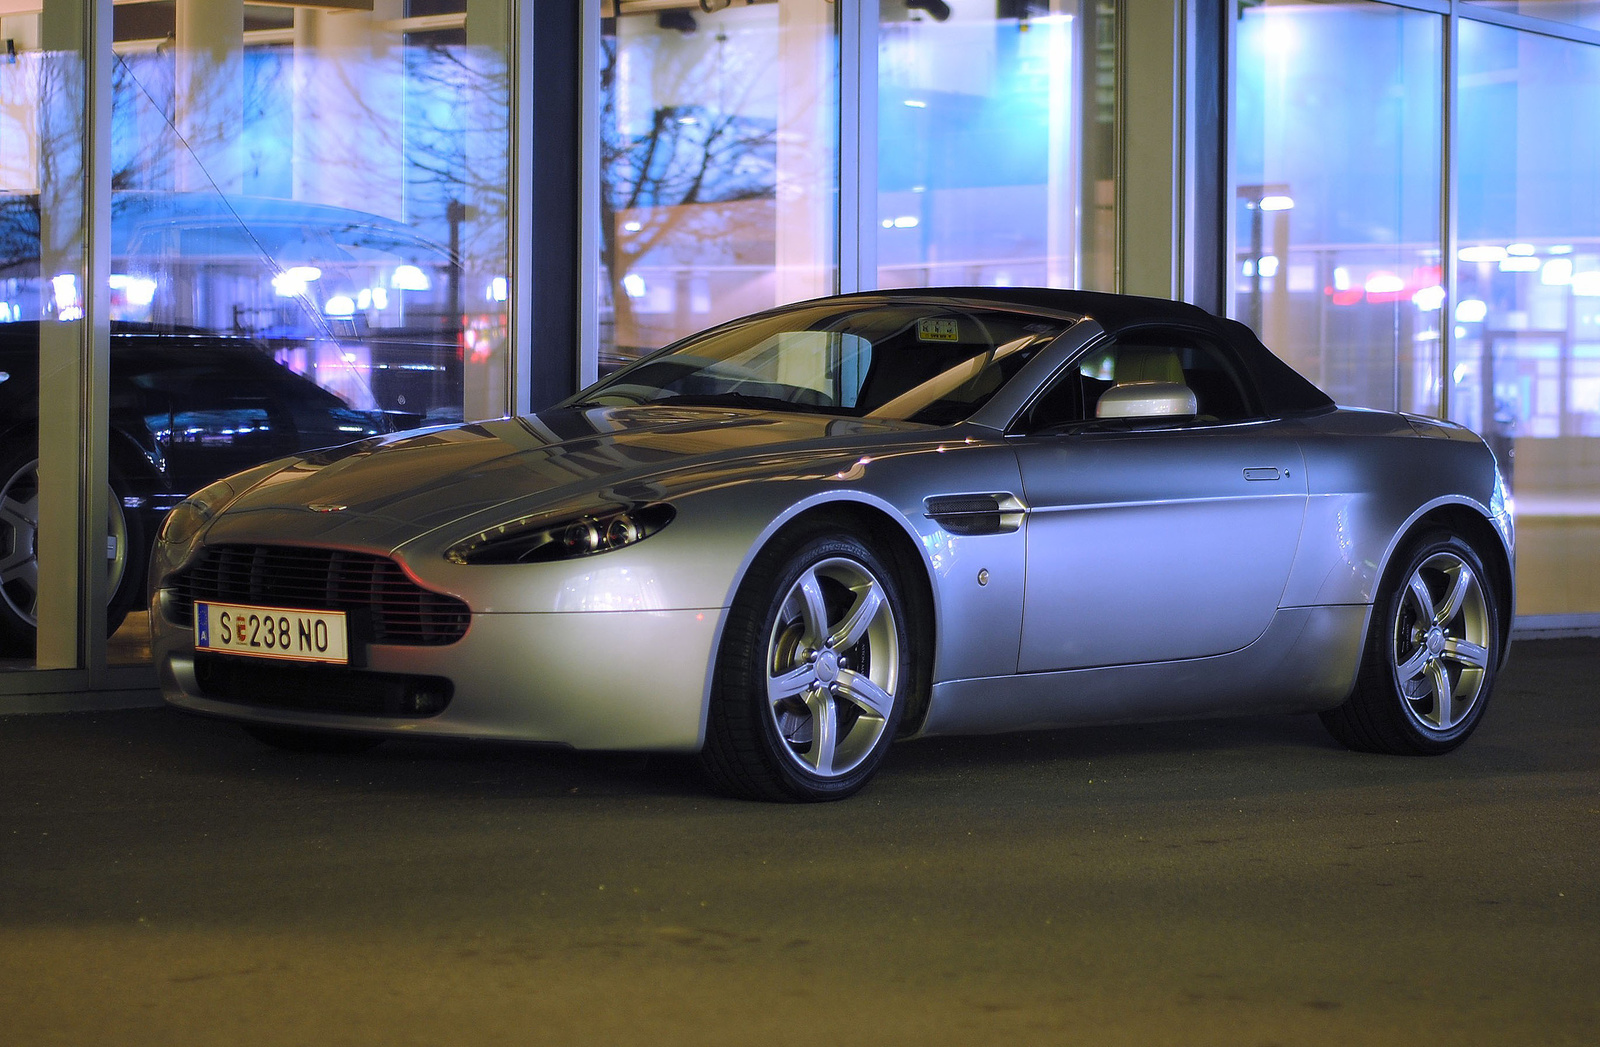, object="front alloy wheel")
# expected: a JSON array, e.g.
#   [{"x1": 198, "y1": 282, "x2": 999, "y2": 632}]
[
  {"x1": 702, "y1": 532, "x2": 912, "y2": 801},
  {"x1": 765, "y1": 555, "x2": 900, "y2": 780}
]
